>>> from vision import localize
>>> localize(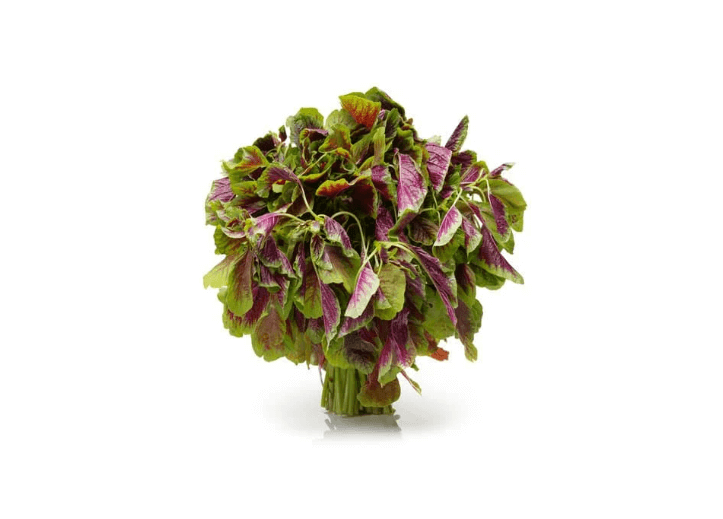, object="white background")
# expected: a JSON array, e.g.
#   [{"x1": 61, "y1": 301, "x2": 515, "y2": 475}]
[{"x1": 1, "y1": 1, "x2": 721, "y2": 517}]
